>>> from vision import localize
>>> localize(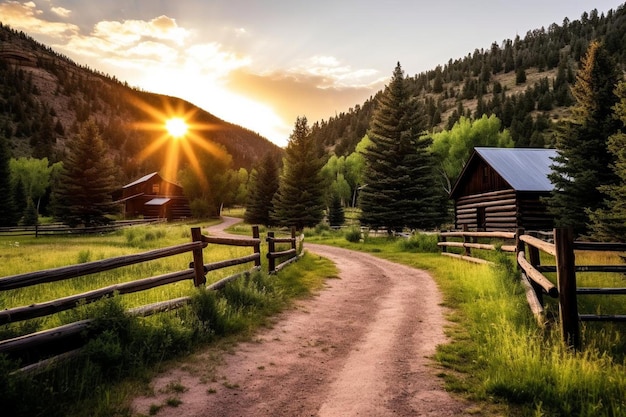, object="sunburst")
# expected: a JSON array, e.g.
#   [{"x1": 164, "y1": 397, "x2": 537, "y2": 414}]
[{"x1": 129, "y1": 95, "x2": 228, "y2": 184}]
